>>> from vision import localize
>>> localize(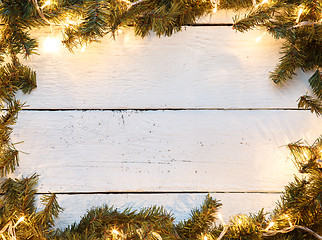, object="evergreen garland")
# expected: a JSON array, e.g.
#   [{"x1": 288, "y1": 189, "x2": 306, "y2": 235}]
[{"x1": 0, "y1": 0, "x2": 321, "y2": 239}]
